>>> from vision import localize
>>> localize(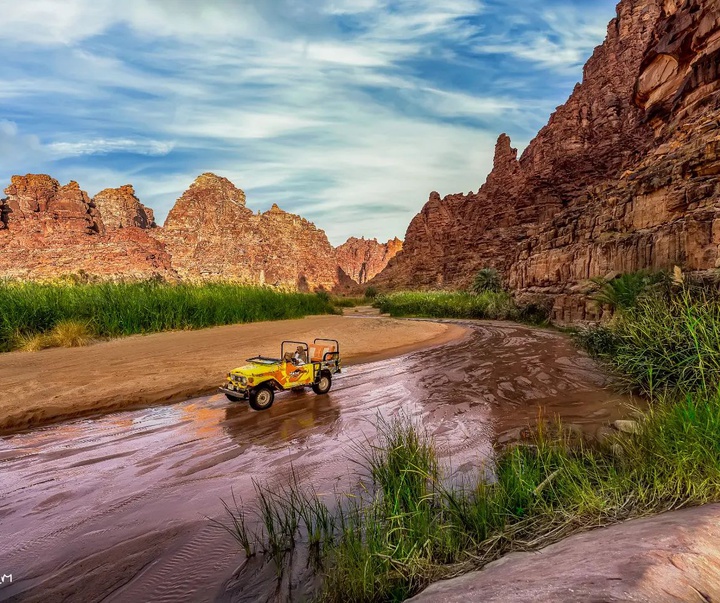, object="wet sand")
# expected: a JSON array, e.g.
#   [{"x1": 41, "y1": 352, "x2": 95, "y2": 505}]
[
  {"x1": 0, "y1": 311, "x2": 466, "y2": 434},
  {"x1": 0, "y1": 321, "x2": 634, "y2": 603}
]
